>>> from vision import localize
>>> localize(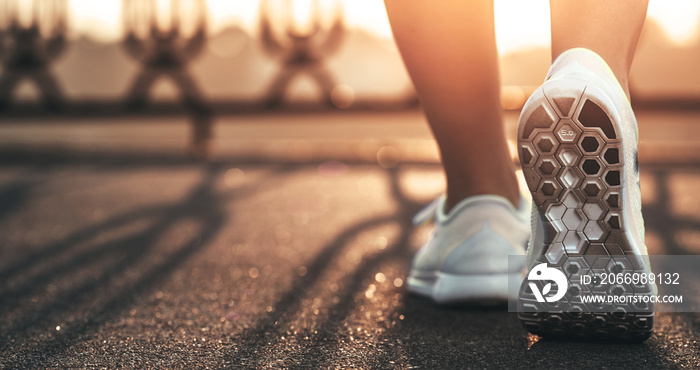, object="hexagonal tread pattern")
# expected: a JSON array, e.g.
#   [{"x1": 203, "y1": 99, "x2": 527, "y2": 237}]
[
  {"x1": 578, "y1": 99, "x2": 617, "y2": 139},
  {"x1": 554, "y1": 97, "x2": 575, "y2": 117},
  {"x1": 519, "y1": 96, "x2": 625, "y2": 254},
  {"x1": 522, "y1": 104, "x2": 556, "y2": 139},
  {"x1": 582, "y1": 159, "x2": 602, "y2": 176},
  {"x1": 581, "y1": 136, "x2": 600, "y2": 153},
  {"x1": 517, "y1": 83, "x2": 652, "y2": 341}
]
